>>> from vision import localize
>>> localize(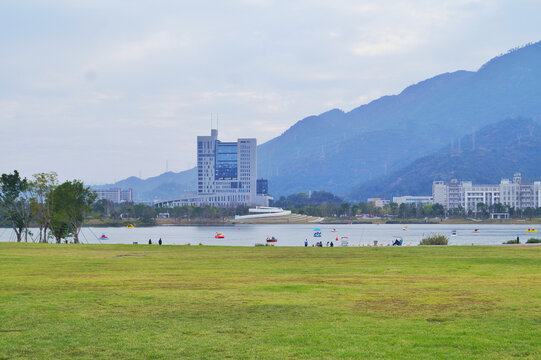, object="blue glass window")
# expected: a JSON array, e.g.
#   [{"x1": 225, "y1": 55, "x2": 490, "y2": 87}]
[{"x1": 215, "y1": 141, "x2": 238, "y2": 180}]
